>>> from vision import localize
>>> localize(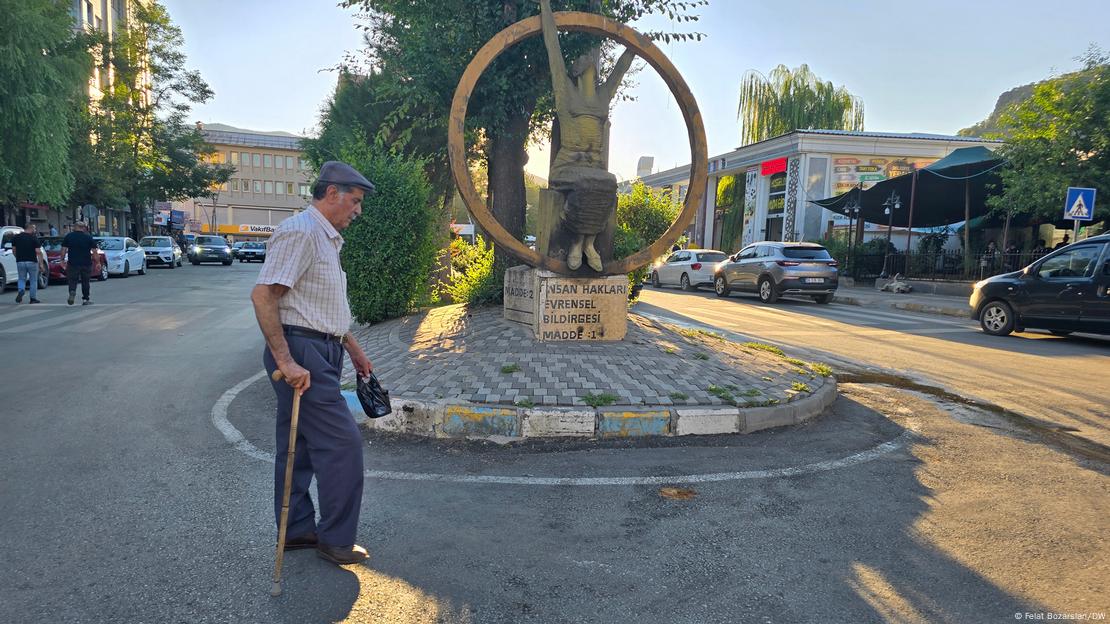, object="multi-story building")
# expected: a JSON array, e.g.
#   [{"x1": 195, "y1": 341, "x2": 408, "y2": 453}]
[{"x1": 172, "y1": 123, "x2": 314, "y2": 240}]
